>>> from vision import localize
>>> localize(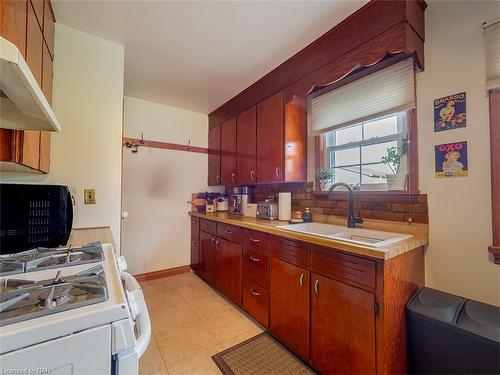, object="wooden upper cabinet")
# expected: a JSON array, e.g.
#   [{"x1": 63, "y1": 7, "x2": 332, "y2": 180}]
[
  {"x1": 43, "y1": 0, "x2": 55, "y2": 58},
  {"x1": 310, "y1": 273, "x2": 376, "y2": 375},
  {"x1": 208, "y1": 125, "x2": 221, "y2": 186},
  {"x1": 270, "y1": 257, "x2": 309, "y2": 360},
  {"x1": 0, "y1": 1, "x2": 27, "y2": 57},
  {"x1": 221, "y1": 117, "x2": 237, "y2": 185},
  {"x1": 236, "y1": 106, "x2": 257, "y2": 184},
  {"x1": 19, "y1": 130, "x2": 41, "y2": 170},
  {"x1": 26, "y1": 1, "x2": 43, "y2": 87},
  {"x1": 31, "y1": 0, "x2": 44, "y2": 29},
  {"x1": 257, "y1": 91, "x2": 284, "y2": 183},
  {"x1": 42, "y1": 42, "x2": 53, "y2": 104}
]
